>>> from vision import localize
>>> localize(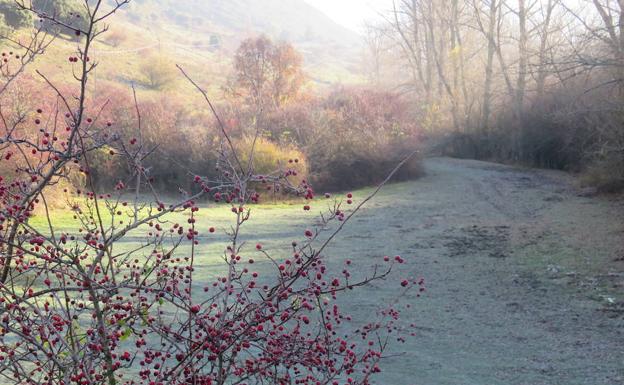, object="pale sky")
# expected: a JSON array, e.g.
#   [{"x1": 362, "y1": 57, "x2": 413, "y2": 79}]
[{"x1": 304, "y1": 0, "x2": 394, "y2": 34}]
